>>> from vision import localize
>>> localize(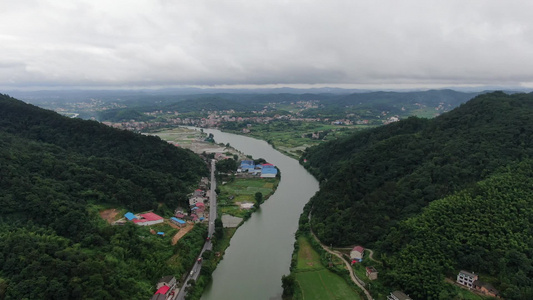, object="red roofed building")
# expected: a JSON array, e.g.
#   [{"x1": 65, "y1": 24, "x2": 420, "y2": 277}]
[
  {"x1": 150, "y1": 286, "x2": 170, "y2": 300},
  {"x1": 155, "y1": 286, "x2": 169, "y2": 294},
  {"x1": 133, "y1": 212, "x2": 164, "y2": 226},
  {"x1": 350, "y1": 246, "x2": 365, "y2": 262},
  {"x1": 151, "y1": 276, "x2": 176, "y2": 300}
]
